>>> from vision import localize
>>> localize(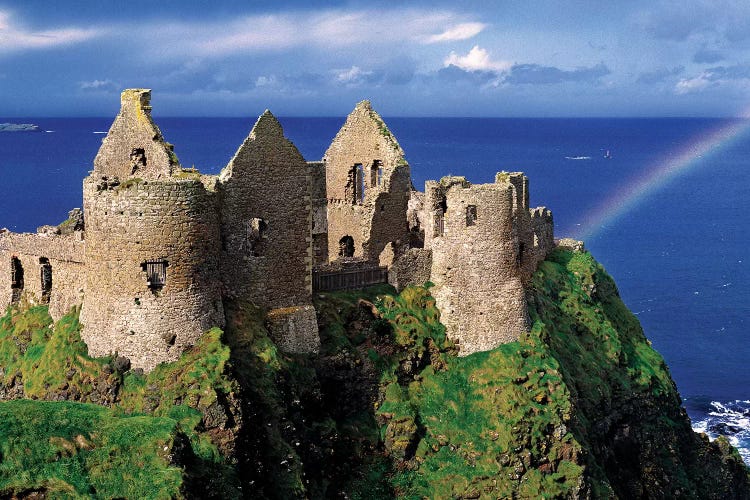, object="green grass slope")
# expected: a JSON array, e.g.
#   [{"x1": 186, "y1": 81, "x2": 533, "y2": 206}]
[{"x1": 0, "y1": 304, "x2": 241, "y2": 498}]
